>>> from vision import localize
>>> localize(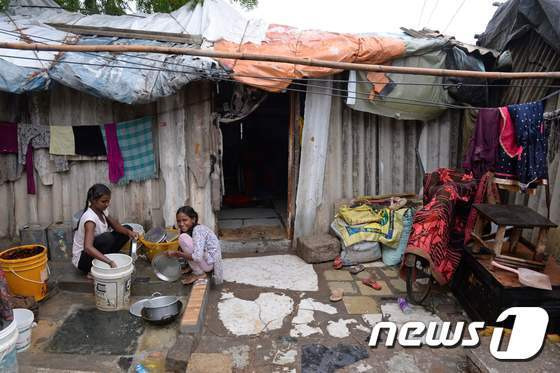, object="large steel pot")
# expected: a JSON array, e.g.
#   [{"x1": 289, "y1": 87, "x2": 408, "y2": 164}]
[{"x1": 141, "y1": 293, "x2": 182, "y2": 325}]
